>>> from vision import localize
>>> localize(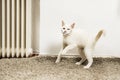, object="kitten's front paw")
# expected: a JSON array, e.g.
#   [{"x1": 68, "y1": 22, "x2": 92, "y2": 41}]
[
  {"x1": 75, "y1": 62, "x2": 81, "y2": 65},
  {"x1": 55, "y1": 60, "x2": 60, "y2": 63},
  {"x1": 83, "y1": 66, "x2": 90, "y2": 69}
]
